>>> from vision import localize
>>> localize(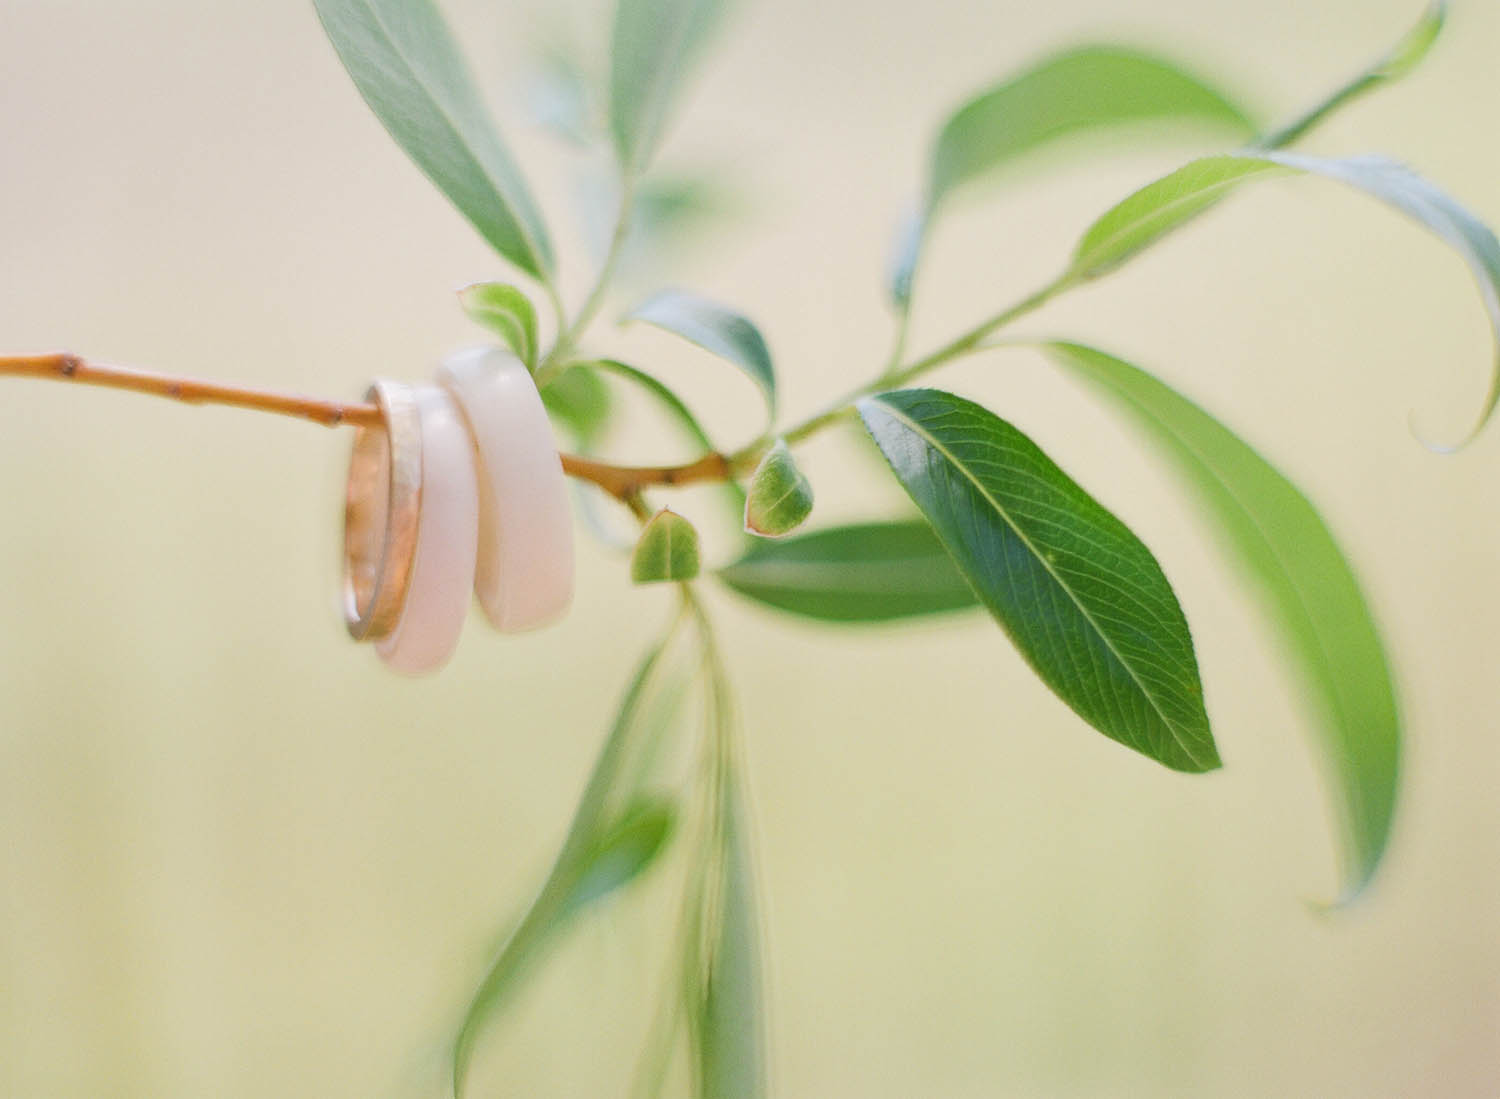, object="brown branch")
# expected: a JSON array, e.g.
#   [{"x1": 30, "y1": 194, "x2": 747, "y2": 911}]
[{"x1": 0, "y1": 353, "x2": 730, "y2": 503}]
